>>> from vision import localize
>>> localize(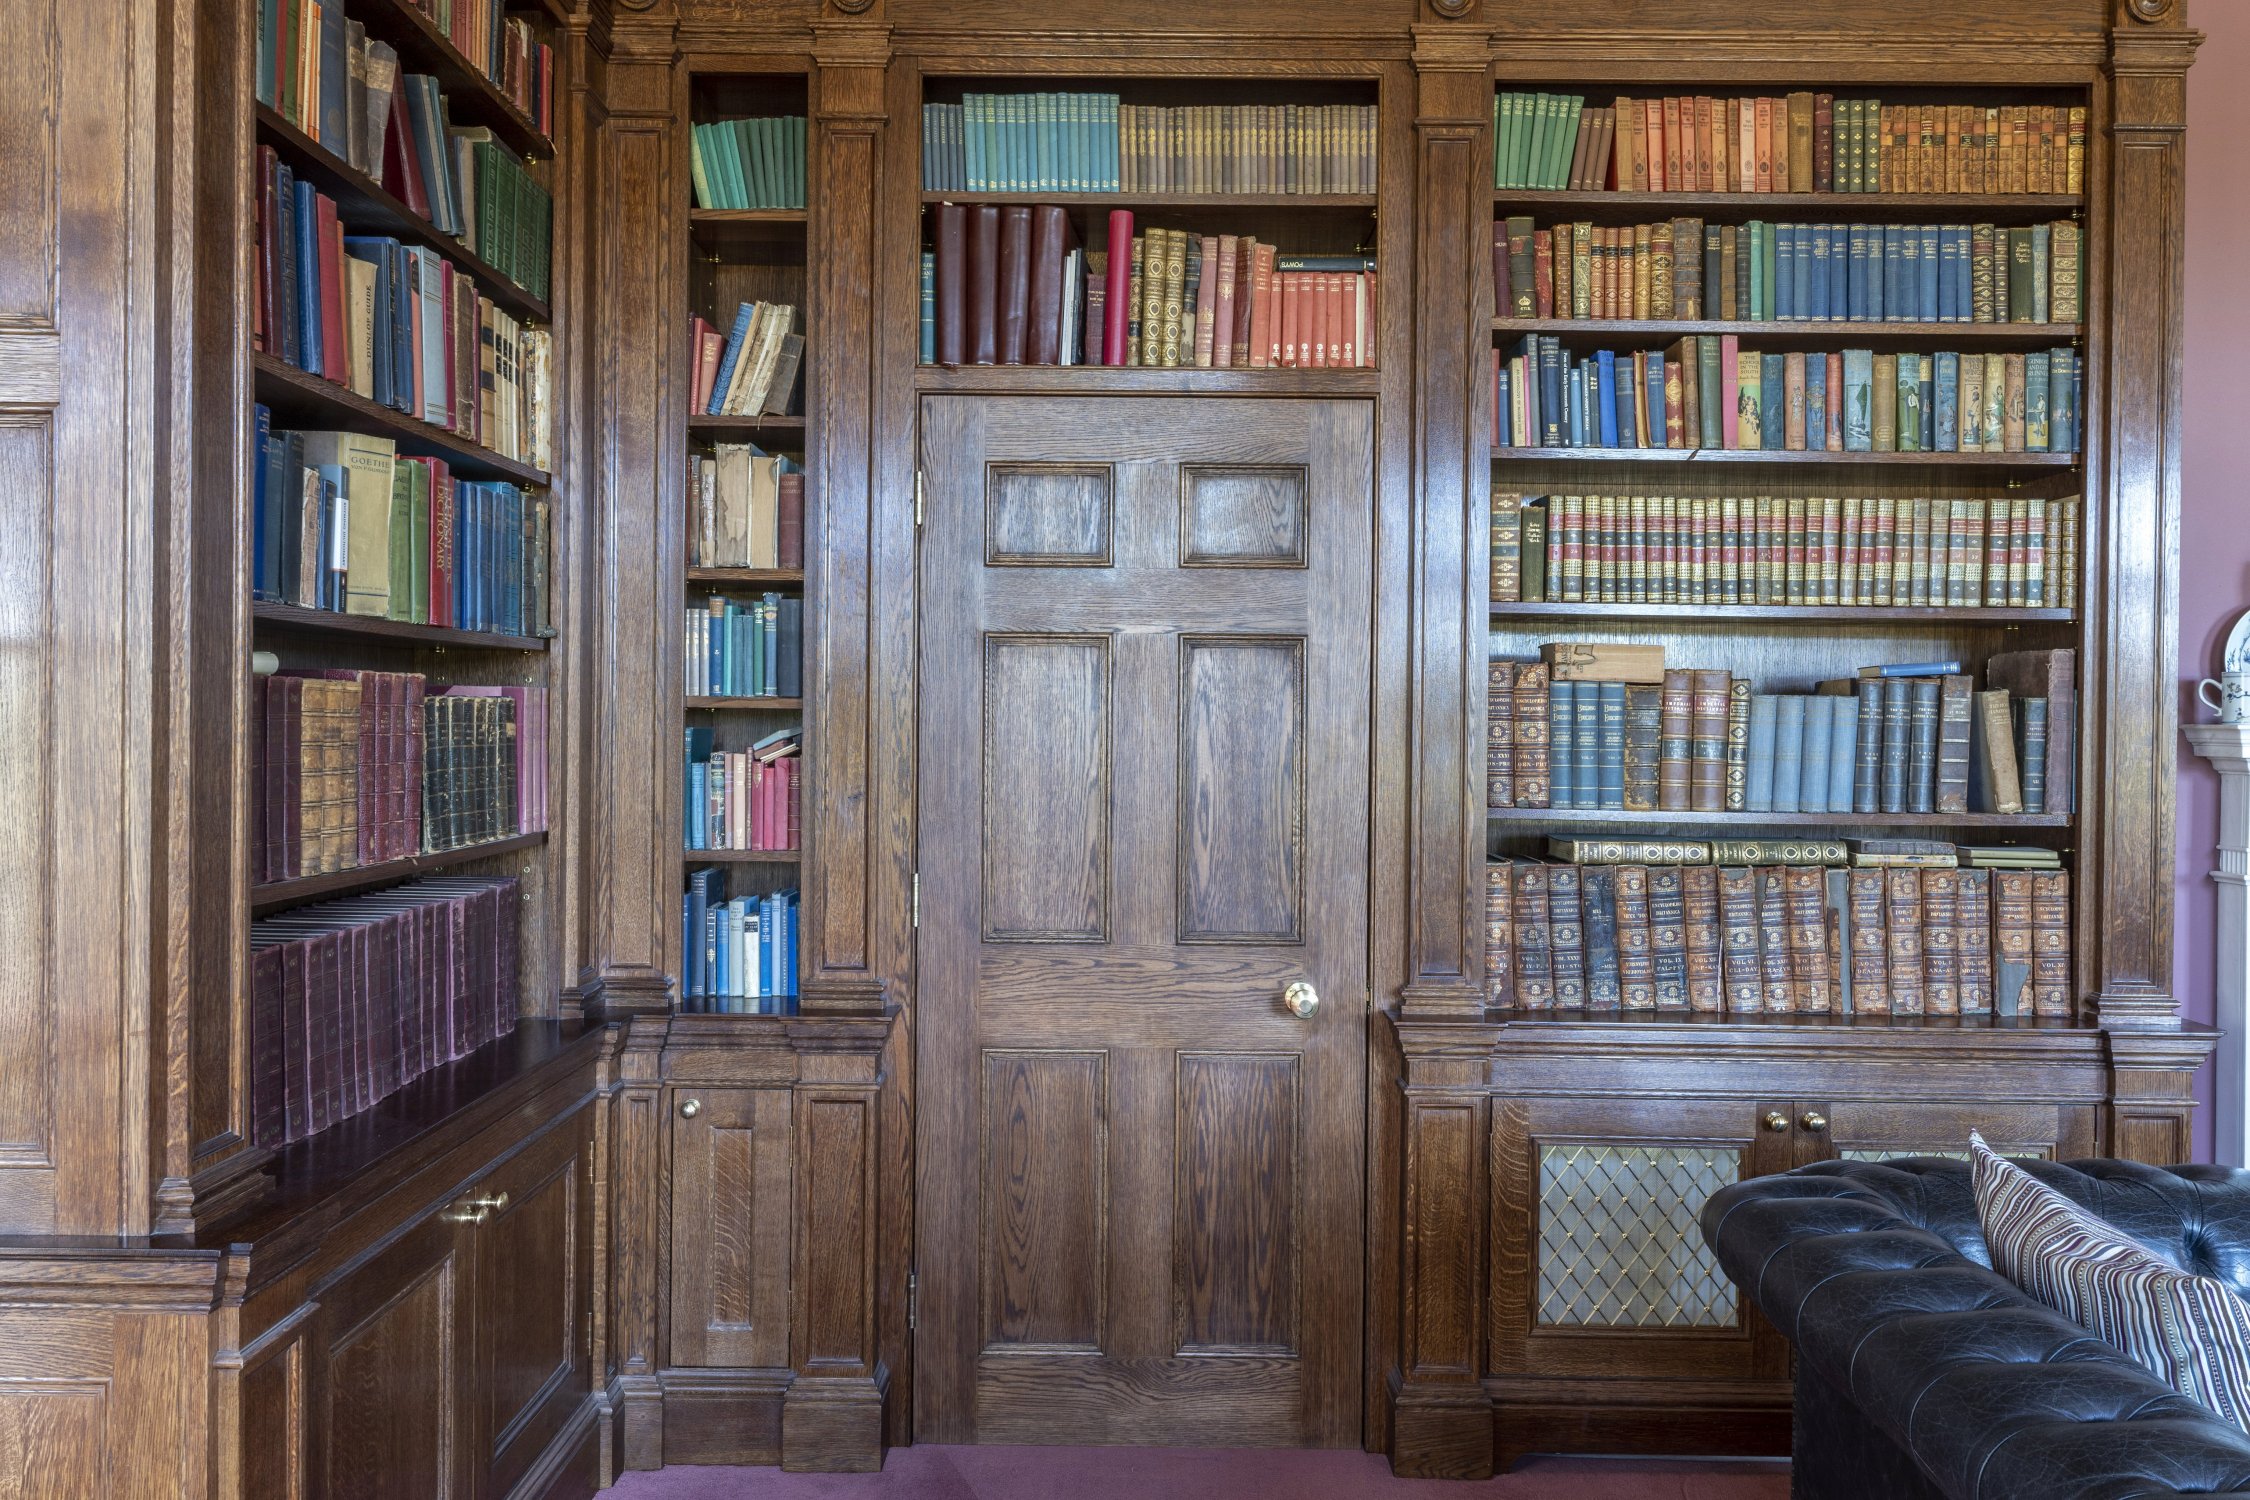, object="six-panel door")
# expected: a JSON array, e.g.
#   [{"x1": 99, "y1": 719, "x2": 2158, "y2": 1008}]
[{"x1": 914, "y1": 396, "x2": 1375, "y2": 1447}]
